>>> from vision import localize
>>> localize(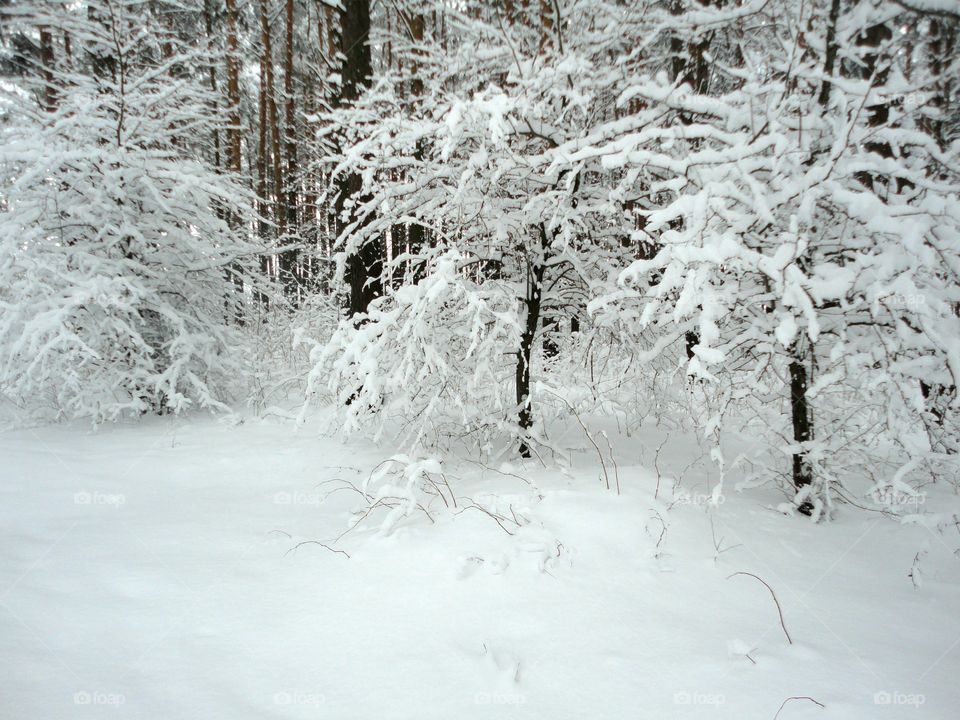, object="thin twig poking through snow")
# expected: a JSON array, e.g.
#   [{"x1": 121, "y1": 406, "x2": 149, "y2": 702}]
[
  {"x1": 461, "y1": 458, "x2": 533, "y2": 488},
  {"x1": 271, "y1": 530, "x2": 352, "y2": 559},
  {"x1": 600, "y1": 430, "x2": 621, "y2": 495},
  {"x1": 284, "y1": 541, "x2": 351, "y2": 559},
  {"x1": 710, "y1": 515, "x2": 742, "y2": 564},
  {"x1": 773, "y1": 696, "x2": 825, "y2": 718},
  {"x1": 454, "y1": 502, "x2": 522, "y2": 536},
  {"x1": 653, "y1": 435, "x2": 669, "y2": 500},
  {"x1": 647, "y1": 510, "x2": 667, "y2": 559},
  {"x1": 727, "y1": 571, "x2": 793, "y2": 644},
  {"x1": 544, "y1": 389, "x2": 611, "y2": 491},
  {"x1": 461, "y1": 458, "x2": 544, "y2": 500}
]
